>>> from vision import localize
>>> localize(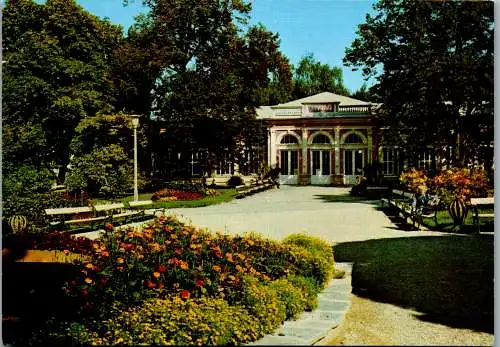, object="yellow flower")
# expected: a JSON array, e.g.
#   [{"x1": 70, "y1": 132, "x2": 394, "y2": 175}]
[
  {"x1": 180, "y1": 261, "x2": 189, "y2": 270},
  {"x1": 84, "y1": 277, "x2": 93, "y2": 284},
  {"x1": 85, "y1": 263, "x2": 94, "y2": 270},
  {"x1": 153, "y1": 271, "x2": 161, "y2": 278},
  {"x1": 212, "y1": 265, "x2": 221, "y2": 272},
  {"x1": 117, "y1": 258, "x2": 125, "y2": 264}
]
